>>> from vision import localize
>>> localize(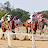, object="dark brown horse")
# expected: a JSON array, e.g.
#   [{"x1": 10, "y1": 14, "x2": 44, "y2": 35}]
[
  {"x1": 23, "y1": 19, "x2": 38, "y2": 34},
  {"x1": 1, "y1": 16, "x2": 20, "y2": 40}
]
